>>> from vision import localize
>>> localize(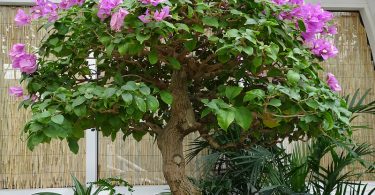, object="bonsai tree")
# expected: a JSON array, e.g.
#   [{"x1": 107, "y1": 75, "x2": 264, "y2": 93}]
[{"x1": 9, "y1": 0, "x2": 352, "y2": 194}]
